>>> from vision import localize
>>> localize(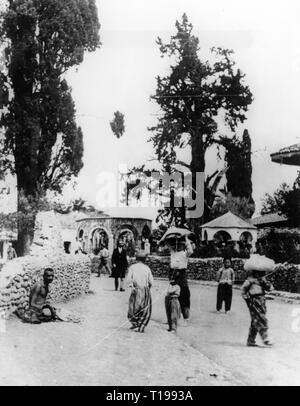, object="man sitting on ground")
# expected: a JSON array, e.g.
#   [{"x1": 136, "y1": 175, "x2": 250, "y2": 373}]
[{"x1": 17, "y1": 268, "x2": 57, "y2": 324}]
